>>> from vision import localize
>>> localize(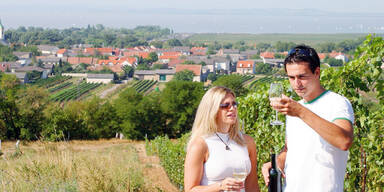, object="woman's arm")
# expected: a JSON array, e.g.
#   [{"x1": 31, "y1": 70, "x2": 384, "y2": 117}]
[
  {"x1": 184, "y1": 137, "x2": 221, "y2": 192},
  {"x1": 244, "y1": 134, "x2": 260, "y2": 192}
]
